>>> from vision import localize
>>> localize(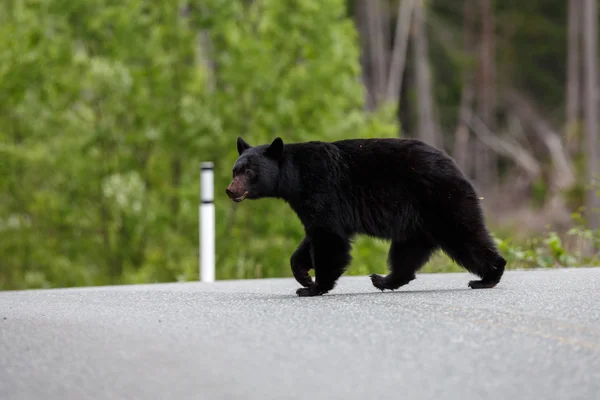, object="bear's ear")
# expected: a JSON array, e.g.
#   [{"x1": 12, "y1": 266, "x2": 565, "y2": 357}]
[
  {"x1": 265, "y1": 137, "x2": 284, "y2": 161},
  {"x1": 237, "y1": 137, "x2": 251, "y2": 155}
]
